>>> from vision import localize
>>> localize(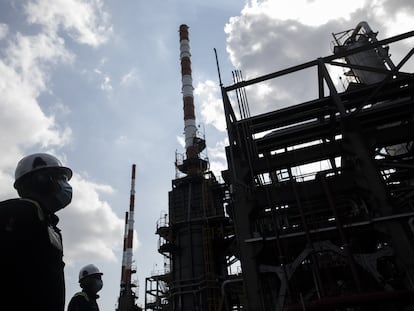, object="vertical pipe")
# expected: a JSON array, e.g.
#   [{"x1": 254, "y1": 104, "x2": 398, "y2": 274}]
[{"x1": 179, "y1": 24, "x2": 198, "y2": 160}]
